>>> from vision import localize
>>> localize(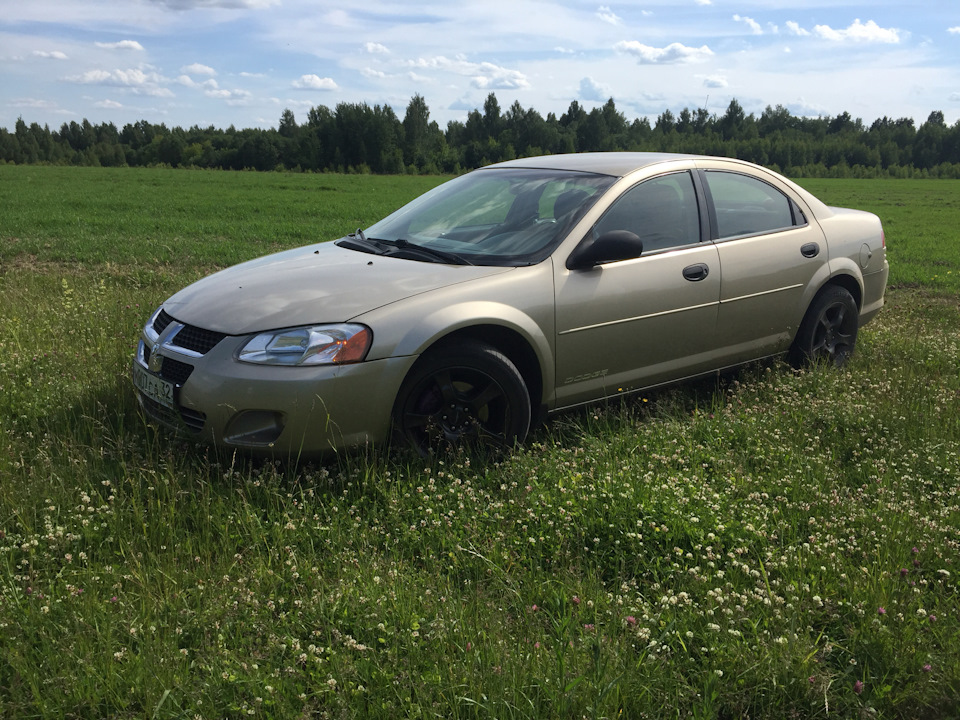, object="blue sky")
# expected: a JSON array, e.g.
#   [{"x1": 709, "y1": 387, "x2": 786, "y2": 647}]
[{"x1": 2, "y1": 0, "x2": 958, "y2": 132}]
